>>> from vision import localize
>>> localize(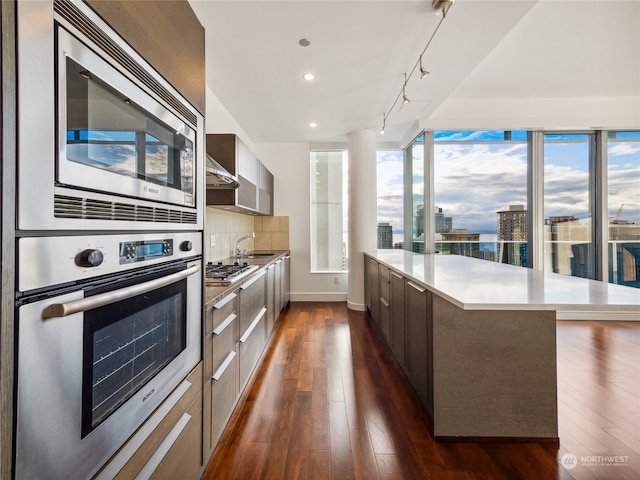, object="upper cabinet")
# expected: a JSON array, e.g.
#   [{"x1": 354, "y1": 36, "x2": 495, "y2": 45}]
[
  {"x1": 85, "y1": 0, "x2": 205, "y2": 115},
  {"x1": 206, "y1": 134, "x2": 274, "y2": 216}
]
